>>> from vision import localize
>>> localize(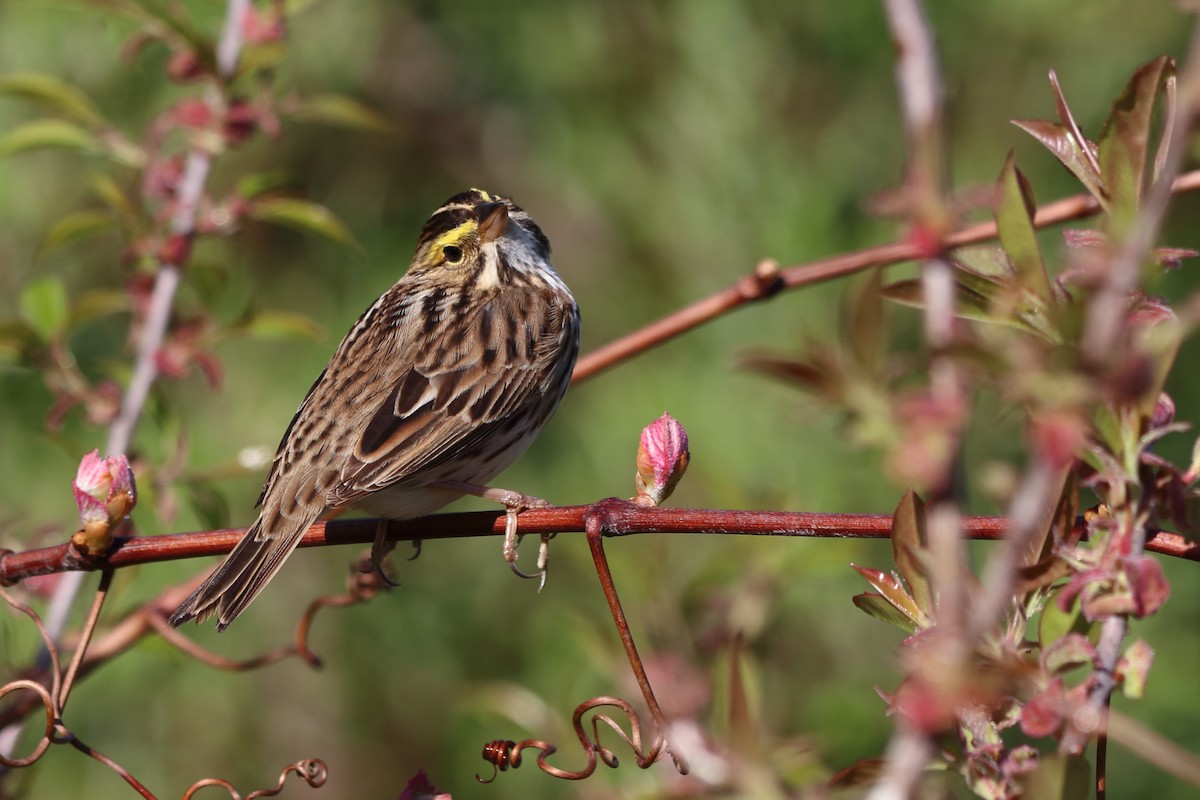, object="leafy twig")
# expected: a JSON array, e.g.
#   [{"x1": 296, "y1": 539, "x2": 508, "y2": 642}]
[
  {"x1": 570, "y1": 172, "x2": 1200, "y2": 384},
  {"x1": 44, "y1": 0, "x2": 252, "y2": 645}
]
